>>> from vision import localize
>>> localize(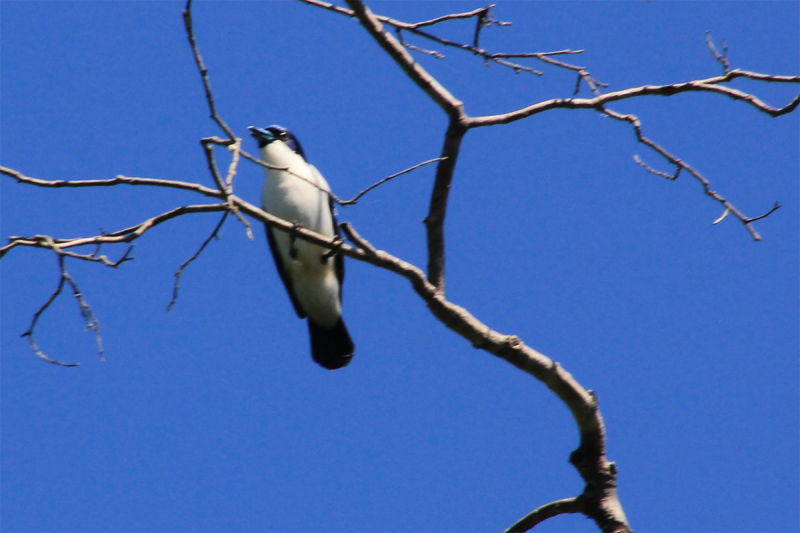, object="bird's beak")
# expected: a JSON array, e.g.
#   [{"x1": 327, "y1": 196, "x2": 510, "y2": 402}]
[{"x1": 248, "y1": 126, "x2": 275, "y2": 147}]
